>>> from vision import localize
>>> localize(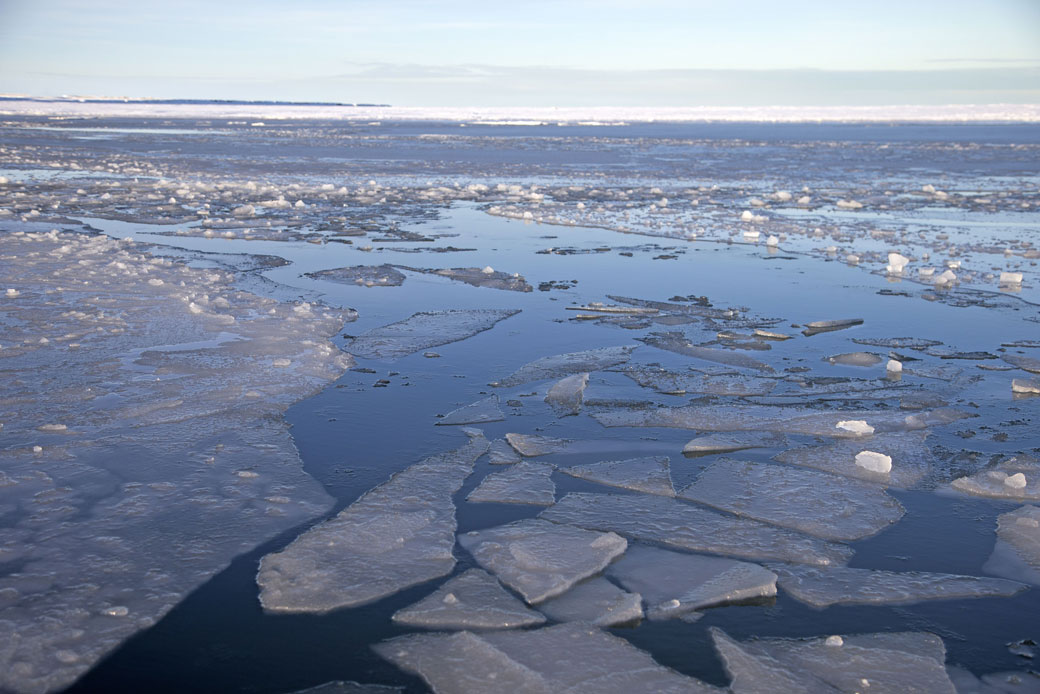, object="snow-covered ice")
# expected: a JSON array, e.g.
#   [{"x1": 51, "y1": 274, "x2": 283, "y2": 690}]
[{"x1": 950, "y1": 456, "x2": 1040, "y2": 501}]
